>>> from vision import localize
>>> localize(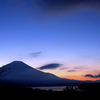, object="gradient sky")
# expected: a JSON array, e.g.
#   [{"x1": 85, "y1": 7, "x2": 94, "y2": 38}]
[{"x1": 0, "y1": 0, "x2": 100, "y2": 81}]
